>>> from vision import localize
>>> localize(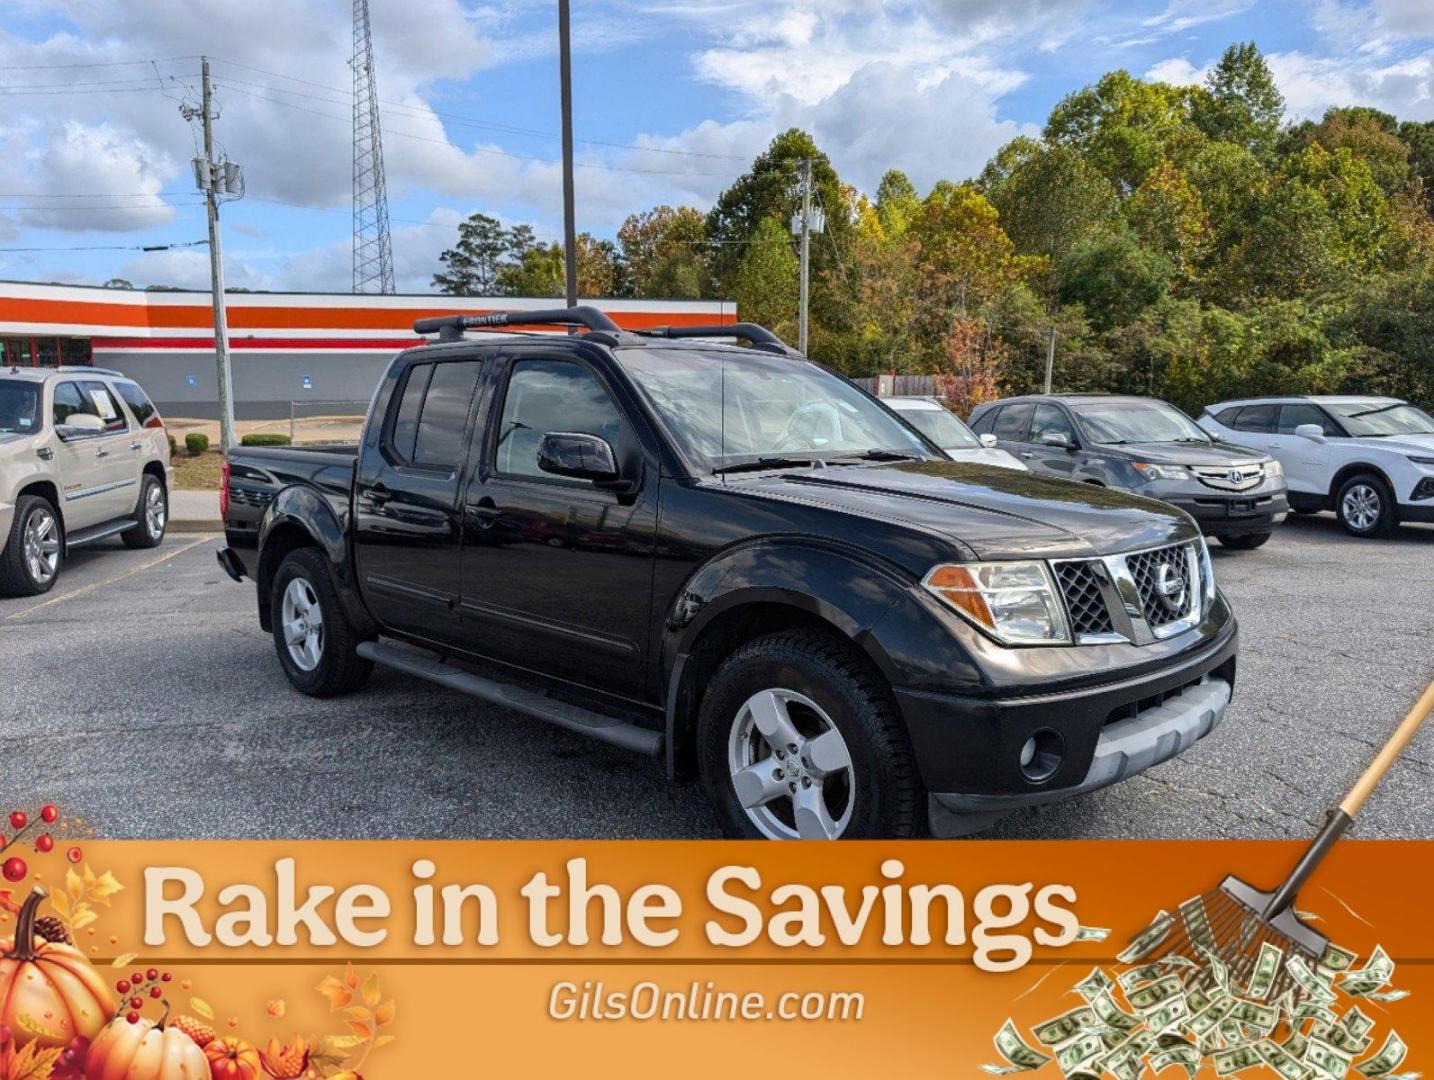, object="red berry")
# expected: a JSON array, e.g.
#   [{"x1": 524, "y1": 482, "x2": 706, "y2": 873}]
[
  {"x1": 146, "y1": 968, "x2": 159, "y2": 981},
  {"x1": 131, "y1": 972, "x2": 143, "y2": 986},
  {"x1": 2, "y1": 857, "x2": 26, "y2": 883},
  {"x1": 8, "y1": 812, "x2": 26, "y2": 831},
  {"x1": 40, "y1": 805, "x2": 58, "y2": 824},
  {"x1": 126, "y1": 1012, "x2": 139, "y2": 1025},
  {"x1": 150, "y1": 986, "x2": 162, "y2": 999},
  {"x1": 35, "y1": 835, "x2": 53, "y2": 853},
  {"x1": 66, "y1": 846, "x2": 82, "y2": 864},
  {"x1": 116, "y1": 980, "x2": 130, "y2": 994},
  {"x1": 129, "y1": 997, "x2": 143, "y2": 1010},
  {"x1": 161, "y1": 972, "x2": 172, "y2": 982}
]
